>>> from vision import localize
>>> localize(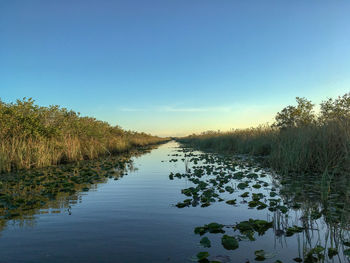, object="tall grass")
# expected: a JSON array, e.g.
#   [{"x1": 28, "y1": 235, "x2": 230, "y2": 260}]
[
  {"x1": 179, "y1": 93, "x2": 350, "y2": 175},
  {"x1": 270, "y1": 120, "x2": 350, "y2": 174},
  {"x1": 0, "y1": 98, "x2": 167, "y2": 173}
]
